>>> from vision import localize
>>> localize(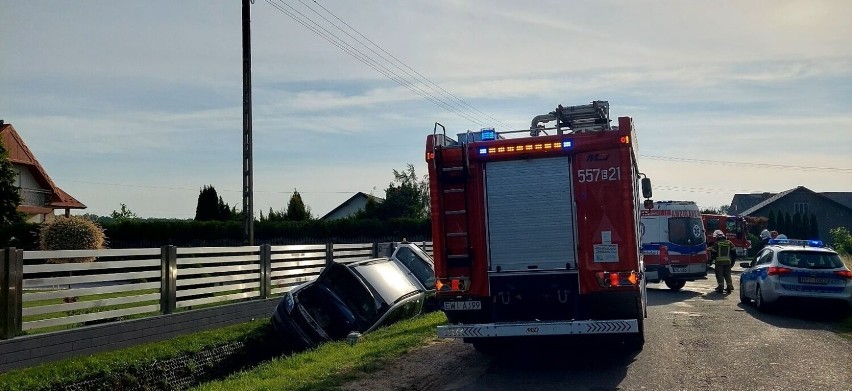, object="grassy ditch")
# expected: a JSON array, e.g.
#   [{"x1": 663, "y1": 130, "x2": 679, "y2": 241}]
[
  {"x1": 192, "y1": 311, "x2": 448, "y2": 391},
  {"x1": 0, "y1": 318, "x2": 272, "y2": 391}
]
